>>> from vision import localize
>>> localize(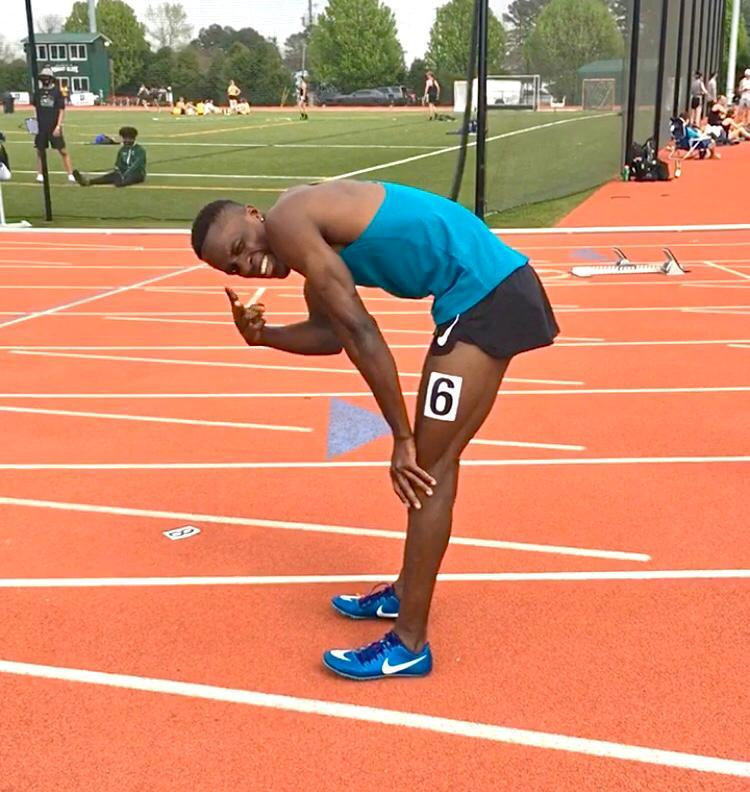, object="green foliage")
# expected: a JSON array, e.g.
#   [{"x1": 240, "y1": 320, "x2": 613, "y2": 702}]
[
  {"x1": 0, "y1": 59, "x2": 28, "y2": 93},
  {"x1": 426, "y1": 0, "x2": 505, "y2": 100},
  {"x1": 503, "y1": 0, "x2": 546, "y2": 71},
  {"x1": 142, "y1": 46, "x2": 176, "y2": 87},
  {"x1": 64, "y1": 0, "x2": 150, "y2": 90},
  {"x1": 308, "y1": 0, "x2": 405, "y2": 92},
  {"x1": 405, "y1": 58, "x2": 427, "y2": 93},
  {"x1": 224, "y1": 41, "x2": 290, "y2": 105},
  {"x1": 171, "y1": 47, "x2": 203, "y2": 99},
  {"x1": 526, "y1": 0, "x2": 623, "y2": 100},
  {"x1": 283, "y1": 31, "x2": 309, "y2": 73},
  {"x1": 722, "y1": 10, "x2": 750, "y2": 89}
]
